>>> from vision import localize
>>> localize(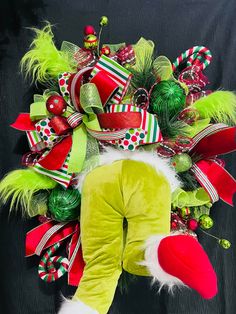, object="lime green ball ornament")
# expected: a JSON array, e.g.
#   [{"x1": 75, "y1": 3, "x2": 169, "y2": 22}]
[
  {"x1": 149, "y1": 80, "x2": 186, "y2": 118},
  {"x1": 48, "y1": 188, "x2": 81, "y2": 222},
  {"x1": 171, "y1": 153, "x2": 192, "y2": 173},
  {"x1": 100, "y1": 16, "x2": 109, "y2": 26},
  {"x1": 84, "y1": 34, "x2": 98, "y2": 50},
  {"x1": 199, "y1": 214, "x2": 214, "y2": 230},
  {"x1": 179, "y1": 206, "x2": 191, "y2": 219},
  {"x1": 219, "y1": 239, "x2": 231, "y2": 249}
]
